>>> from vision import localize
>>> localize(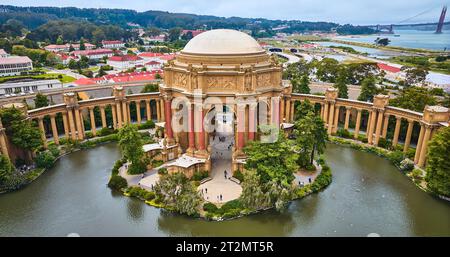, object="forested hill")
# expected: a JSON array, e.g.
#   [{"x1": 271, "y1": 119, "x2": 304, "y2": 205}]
[{"x1": 0, "y1": 5, "x2": 374, "y2": 35}]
